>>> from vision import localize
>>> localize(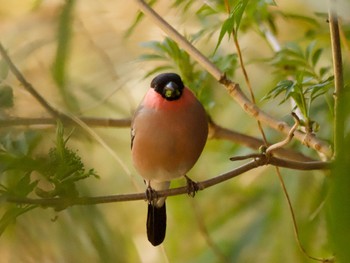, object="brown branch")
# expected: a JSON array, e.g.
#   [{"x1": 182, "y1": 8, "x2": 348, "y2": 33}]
[
  {"x1": 266, "y1": 112, "x2": 300, "y2": 154},
  {"x1": 209, "y1": 118, "x2": 315, "y2": 162},
  {"x1": 133, "y1": 0, "x2": 333, "y2": 158},
  {"x1": 0, "y1": 43, "x2": 61, "y2": 117},
  {"x1": 0, "y1": 117, "x2": 131, "y2": 128},
  {"x1": 5, "y1": 157, "x2": 331, "y2": 207},
  {"x1": 1, "y1": 116, "x2": 314, "y2": 162}
]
